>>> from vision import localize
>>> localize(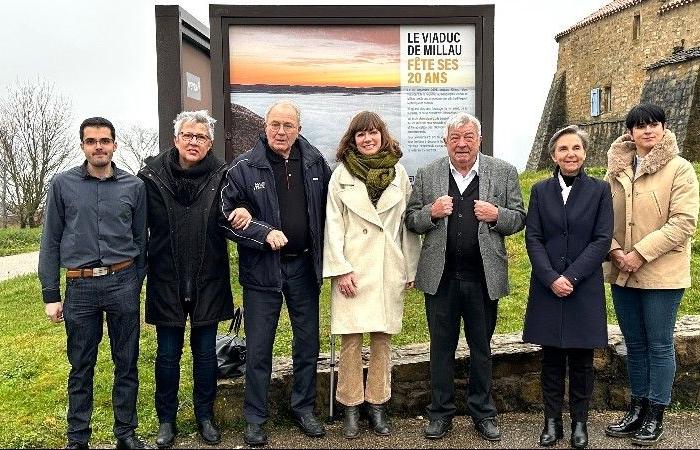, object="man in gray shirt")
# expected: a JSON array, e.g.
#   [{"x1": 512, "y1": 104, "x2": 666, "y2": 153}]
[{"x1": 39, "y1": 117, "x2": 148, "y2": 450}]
